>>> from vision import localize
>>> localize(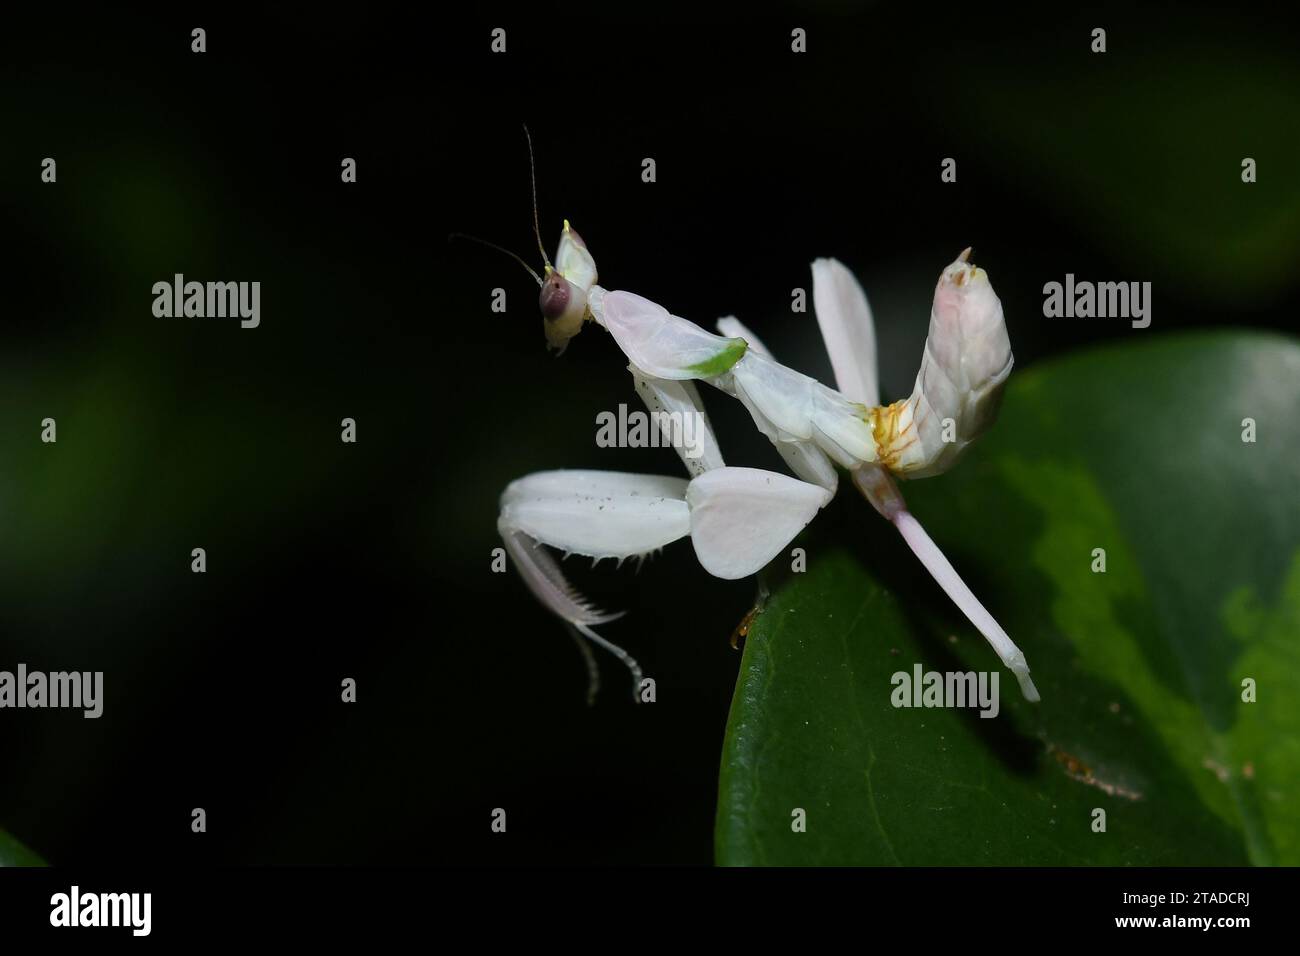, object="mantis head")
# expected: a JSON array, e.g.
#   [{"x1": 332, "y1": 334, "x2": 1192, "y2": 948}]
[
  {"x1": 450, "y1": 128, "x2": 600, "y2": 354},
  {"x1": 539, "y1": 220, "x2": 599, "y2": 352}
]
